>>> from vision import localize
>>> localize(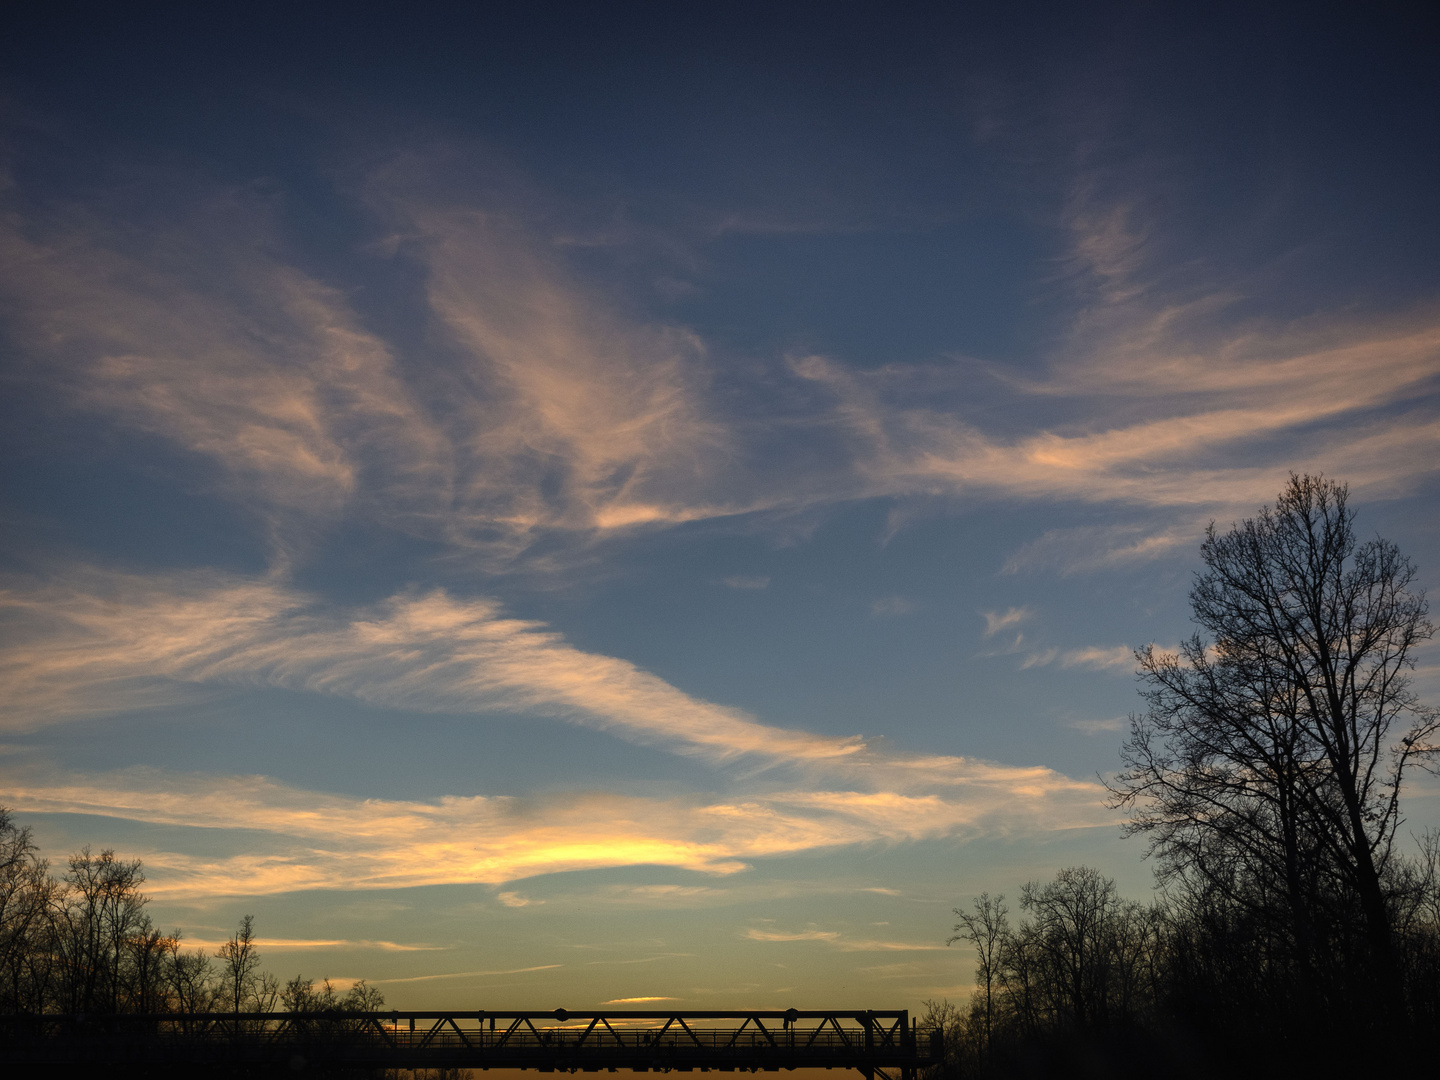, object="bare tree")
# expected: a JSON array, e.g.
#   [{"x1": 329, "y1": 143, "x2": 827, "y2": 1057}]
[
  {"x1": 218, "y1": 914, "x2": 263, "y2": 1015},
  {"x1": 1019, "y1": 866, "x2": 1124, "y2": 1030},
  {"x1": 167, "y1": 943, "x2": 219, "y2": 1016},
  {"x1": 916, "y1": 998, "x2": 966, "y2": 1080},
  {"x1": 0, "y1": 808, "x2": 53, "y2": 1011},
  {"x1": 0, "y1": 812, "x2": 393, "y2": 1020},
  {"x1": 344, "y1": 978, "x2": 384, "y2": 1011},
  {"x1": 948, "y1": 893, "x2": 1009, "y2": 1060},
  {"x1": 56, "y1": 848, "x2": 148, "y2": 1013},
  {"x1": 254, "y1": 969, "x2": 280, "y2": 1013},
  {"x1": 282, "y1": 974, "x2": 340, "y2": 1012},
  {"x1": 123, "y1": 917, "x2": 175, "y2": 1013},
  {"x1": 1109, "y1": 474, "x2": 1437, "y2": 1001}
]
